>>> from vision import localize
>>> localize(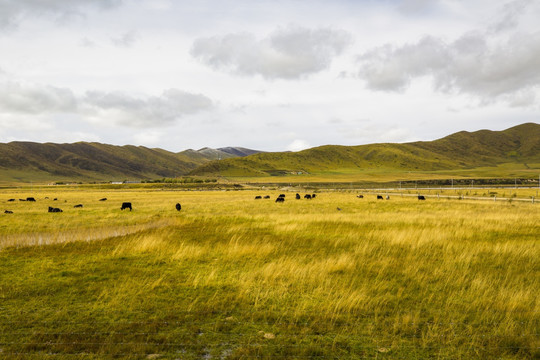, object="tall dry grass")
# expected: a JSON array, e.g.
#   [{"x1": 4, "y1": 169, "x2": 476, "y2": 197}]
[{"x1": 0, "y1": 188, "x2": 538, "y2": 358}]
